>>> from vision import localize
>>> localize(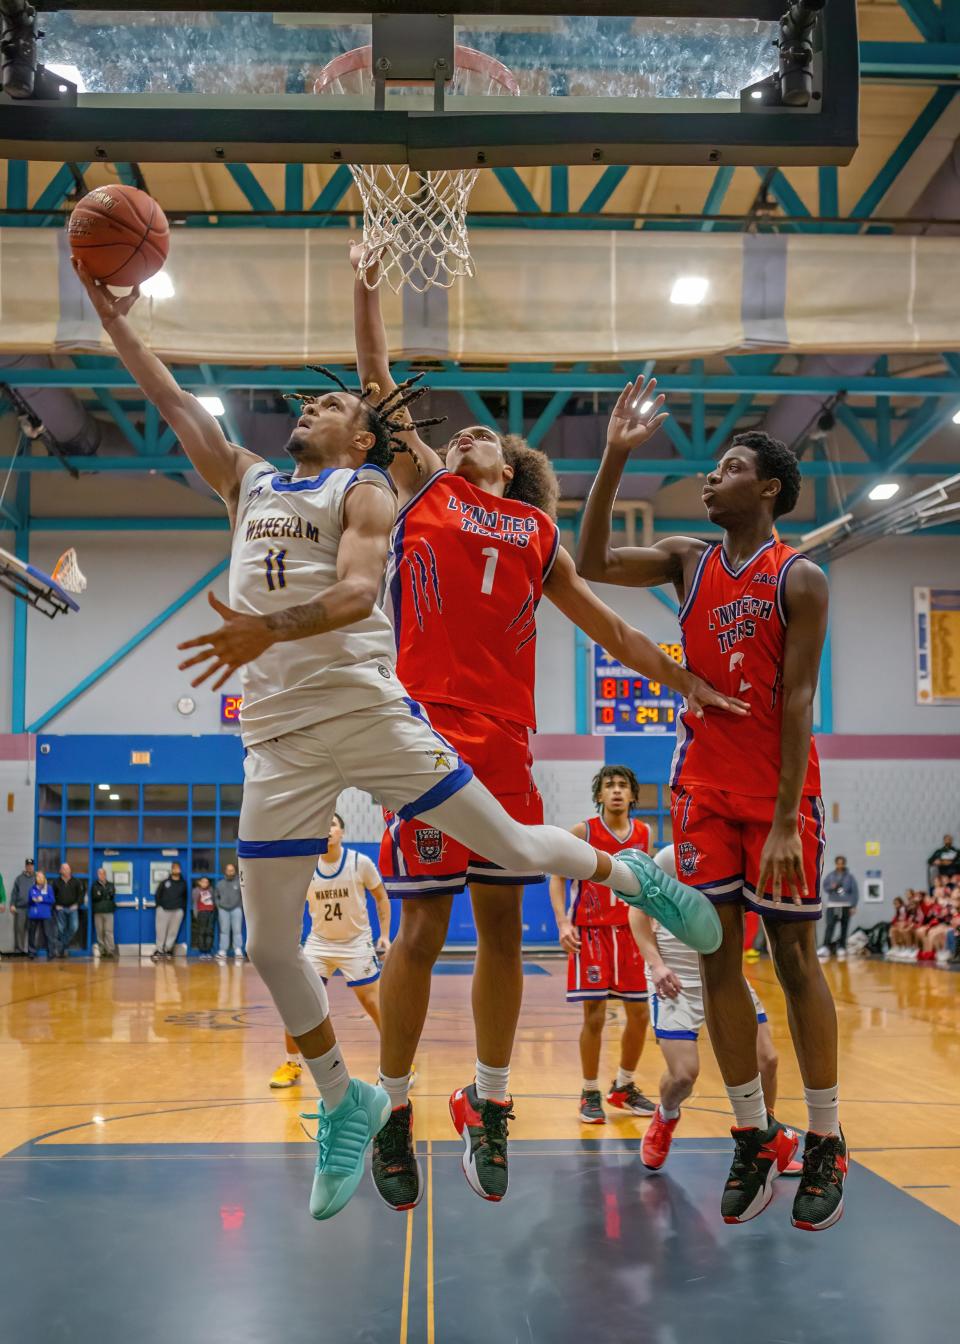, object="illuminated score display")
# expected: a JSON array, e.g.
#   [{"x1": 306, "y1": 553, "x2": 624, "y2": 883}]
[
  {"x1": 593, "y1": 643, "x2": 685, "y2": 735},
  {"x1": 220, "y1": 694, "x2": 243, "y2": 725}
]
